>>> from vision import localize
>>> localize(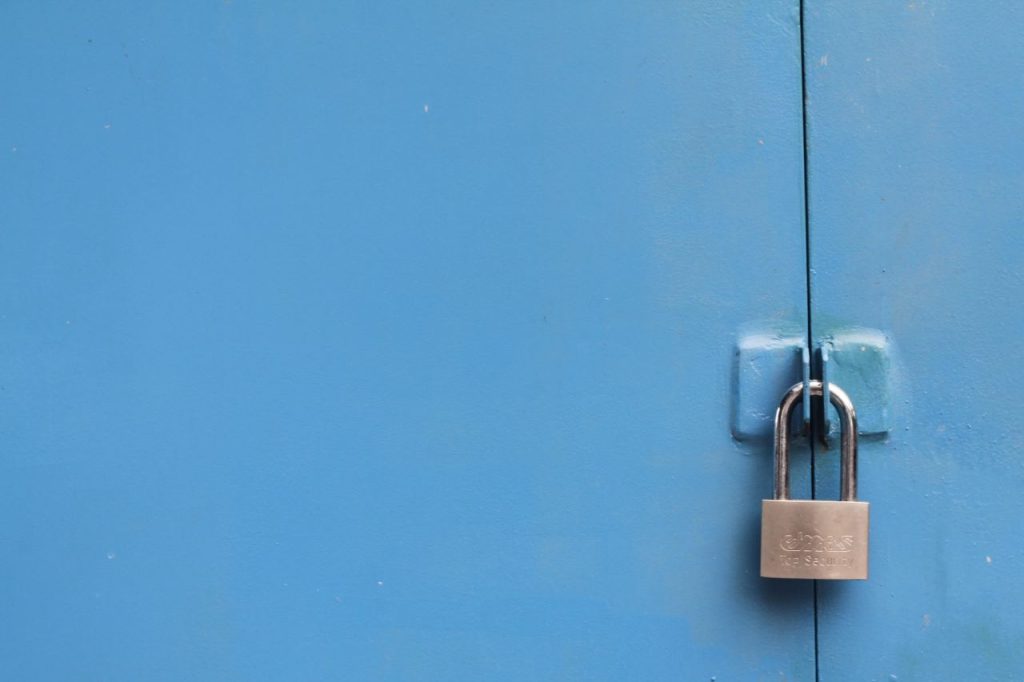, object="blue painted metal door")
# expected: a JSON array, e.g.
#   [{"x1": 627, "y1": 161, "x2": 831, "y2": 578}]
[
  {"x1": 805, "y1": 2, "x2": 1024, "y2": 679},
  {"x1": 2, "y1": 3, "x2": 818, "y2": 679}
]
